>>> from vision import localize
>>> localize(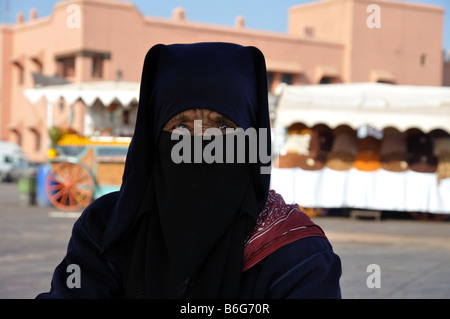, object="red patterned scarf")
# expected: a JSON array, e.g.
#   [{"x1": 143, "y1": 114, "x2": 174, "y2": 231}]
[{"x1": 243, "y1": 190, "x2": 327, "y2": 272}]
